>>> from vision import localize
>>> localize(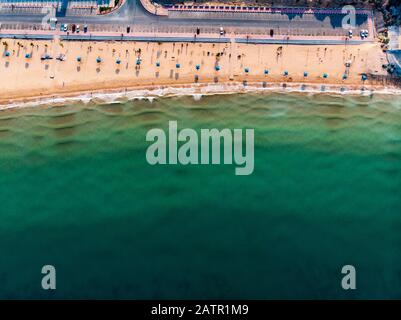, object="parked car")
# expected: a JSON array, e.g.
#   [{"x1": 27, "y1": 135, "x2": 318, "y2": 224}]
[
  {"x1": 49, "y1": 17, "x2": 57, "y2": 30},
  {"x1": 348, "y1": 30, "x2": 353, "y2": 38},
  {"x1": 361, "y1": 29, "x2": 370, "y2": 39}
]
